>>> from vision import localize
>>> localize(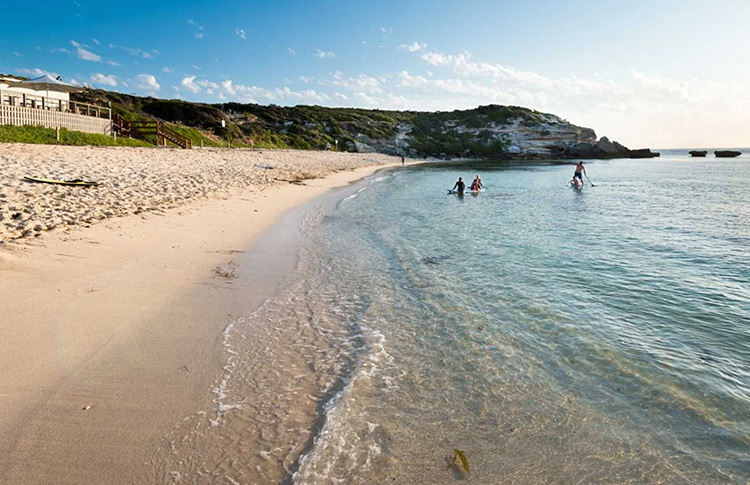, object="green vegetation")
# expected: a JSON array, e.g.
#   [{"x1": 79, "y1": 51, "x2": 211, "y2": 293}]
[
  {"x1": 1, "y1": 77, "x2": 562, "y2": 156},
  {"x1": 0, "y1": 125, "x2": 151, "y2": 147},
  {"x1": 161, "y1": 124, "x2": 227, "y2": 148},
  {"x1": 67, "y1": 87, "x2": 556, "y2": 157}
]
